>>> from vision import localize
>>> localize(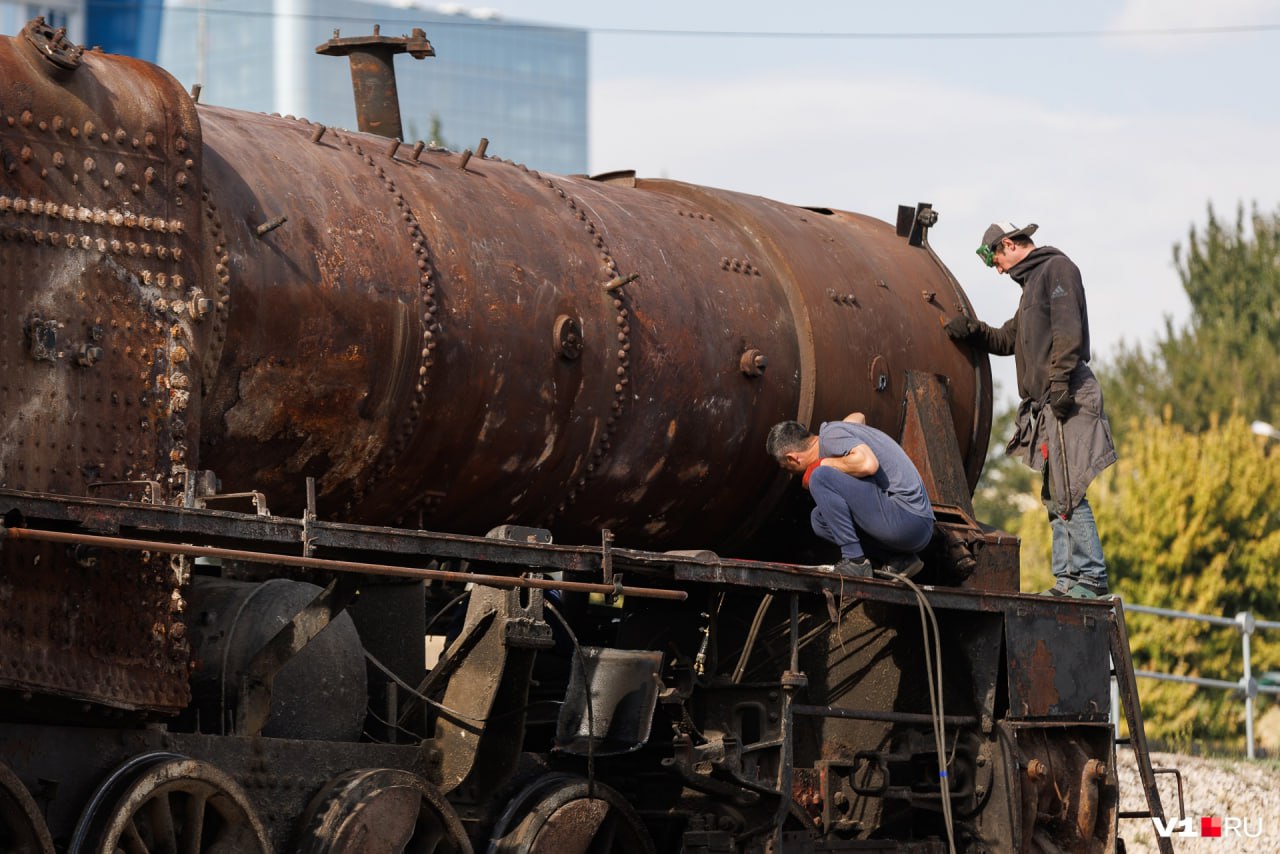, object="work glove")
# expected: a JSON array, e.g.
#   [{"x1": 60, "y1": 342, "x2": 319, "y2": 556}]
[
  {"x1": 944, "y1": 315, "x2": 979, "y2": 340},
  {"x1": 1049, "y1": 380, "x2": 1074, "y2": 419}
]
